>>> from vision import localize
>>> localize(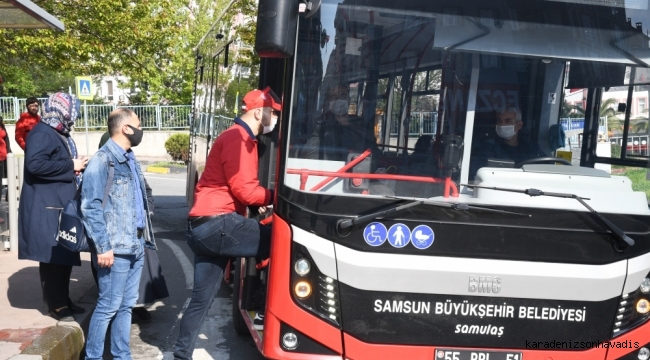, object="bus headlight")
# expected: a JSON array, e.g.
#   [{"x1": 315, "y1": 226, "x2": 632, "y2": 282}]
[
  {"x1": 640, "y1": 278, "x2": 650, "y2": 294},
  {"x1": 639, "y1": 347, "x2": 650, "y2": 360},
  {"x1": 282, "y1": 332, "x2": 299, "y2": 350},
  {"x1": 291, "y1": 242, "x2": 341, "y2": 327},
  {"x1": 294, "y1": 281, "x2": 312, "y2": 299},
  {"x1": 294, "y1": 258, "x2": 311, "y2": 276},
  {"x1": 613, "y1": 273, "x2": 650, "y2": 338}
]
